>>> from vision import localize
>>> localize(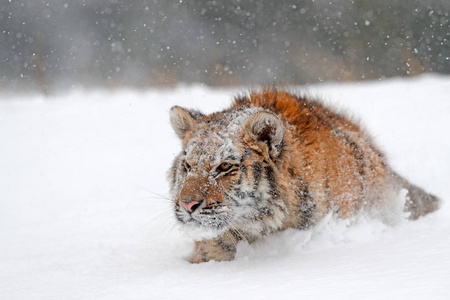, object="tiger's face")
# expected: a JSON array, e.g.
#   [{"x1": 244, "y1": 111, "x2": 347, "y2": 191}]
[{"x1": 169, "y1": 106, "x2": 287, "y2": 240}]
